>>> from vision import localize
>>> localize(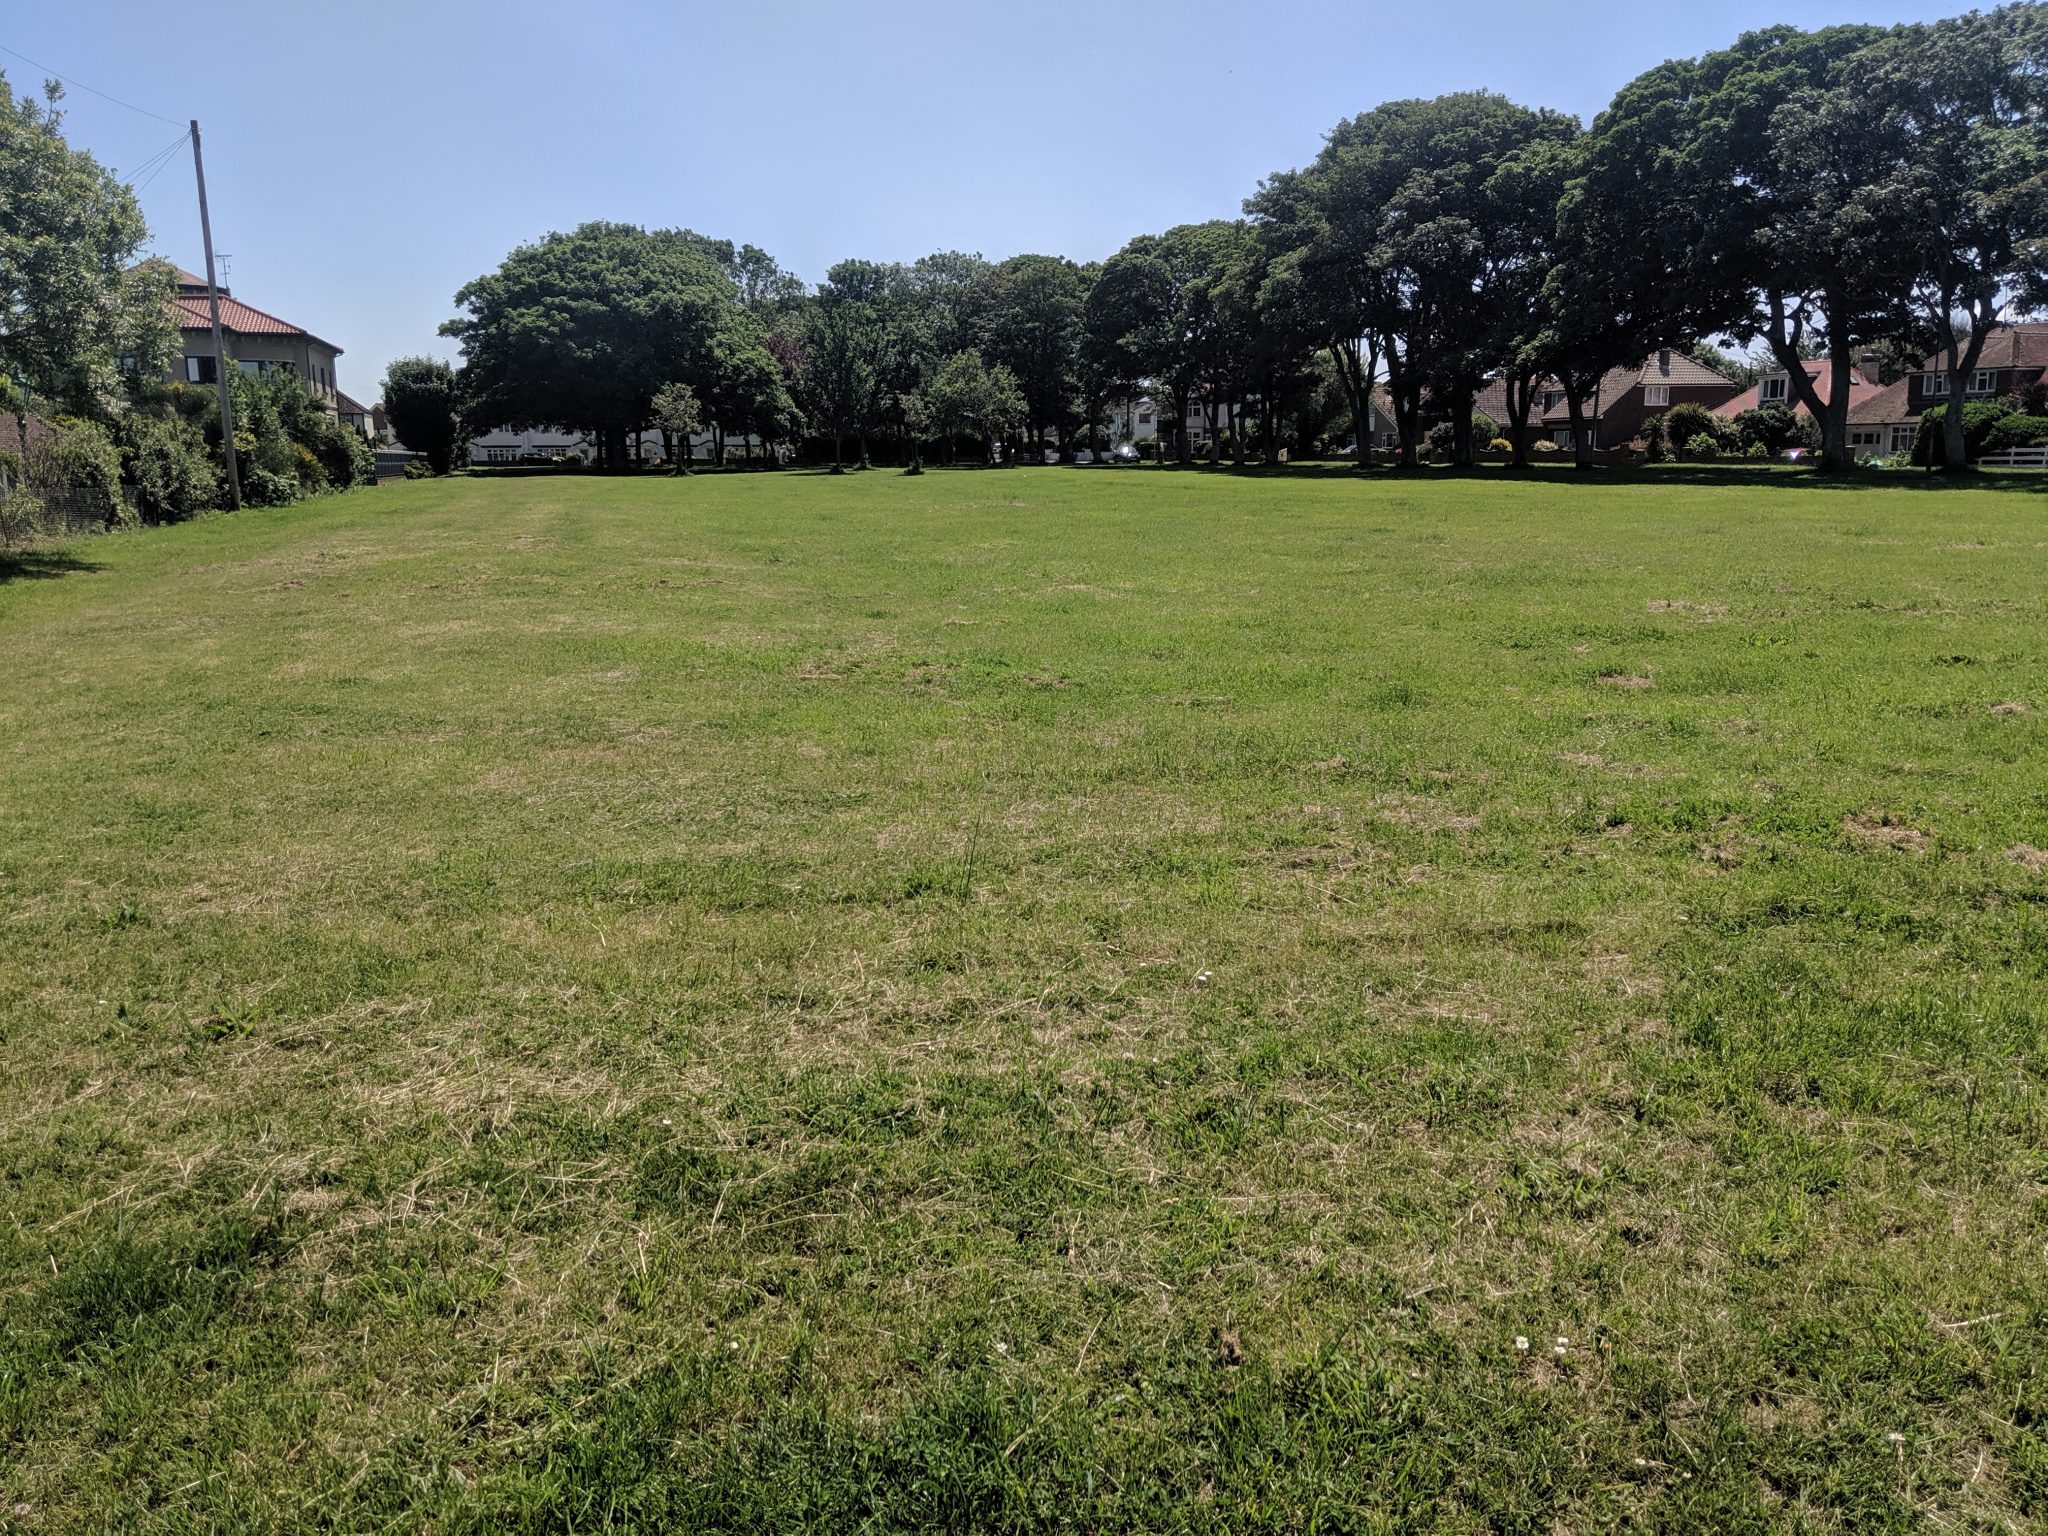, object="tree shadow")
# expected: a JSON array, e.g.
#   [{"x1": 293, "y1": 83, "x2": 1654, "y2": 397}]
[{"x1": 0, "y1": 548, "x2": 103, "y2": 584}]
